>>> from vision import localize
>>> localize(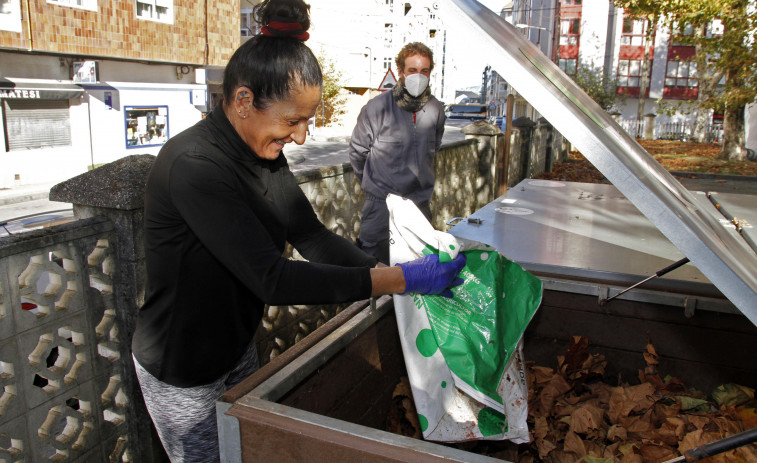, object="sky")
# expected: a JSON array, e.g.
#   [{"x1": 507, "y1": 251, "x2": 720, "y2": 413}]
[{"x1": 442, "y1": 0, "x2": 508, "y2": 92}]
